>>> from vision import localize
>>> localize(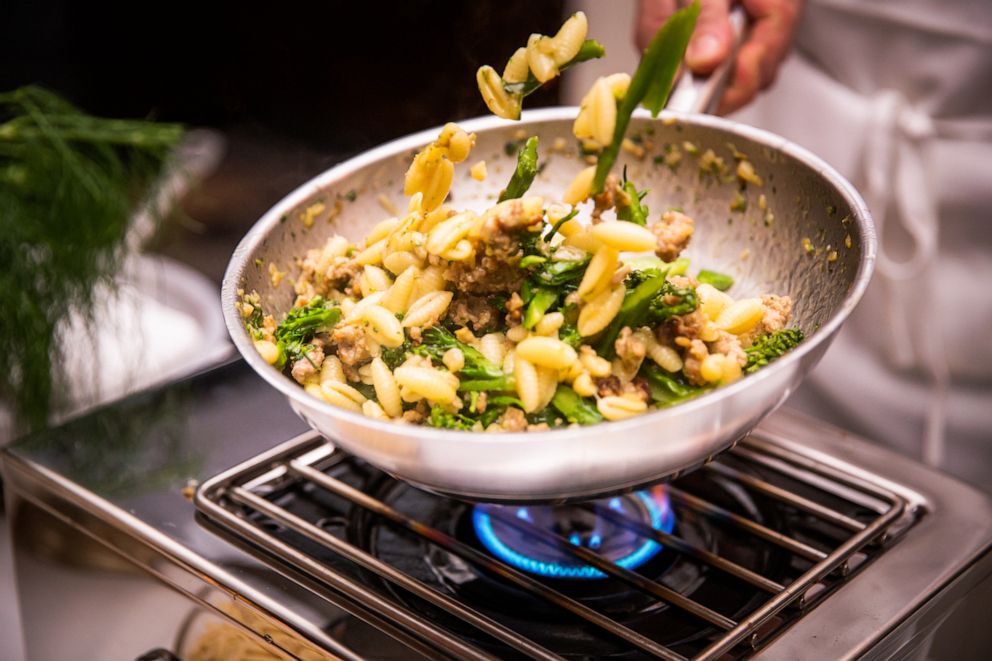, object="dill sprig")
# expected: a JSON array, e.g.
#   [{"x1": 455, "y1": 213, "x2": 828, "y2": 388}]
[{"x1": 0, "y1": 86, "x2": 183, "y2": 433}]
